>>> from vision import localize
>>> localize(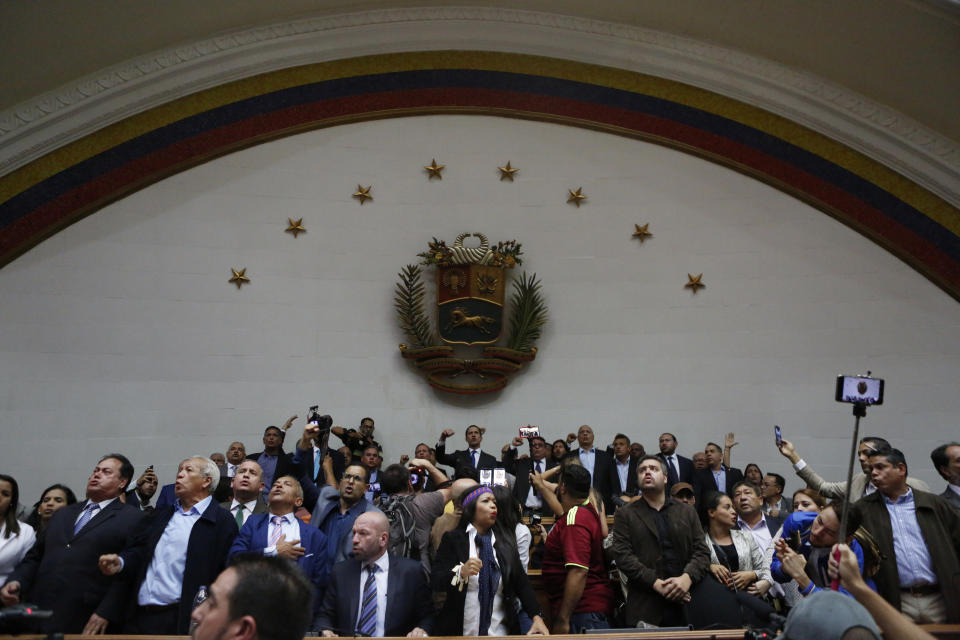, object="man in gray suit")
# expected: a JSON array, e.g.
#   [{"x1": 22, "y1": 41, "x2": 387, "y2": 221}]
[
  {"x1": 930, "y1": 442, "x2": 960, "y2": 510},
  {"x1": 221, "y1": 460, "x2": 268, "y2": 528},
  {"x1": 778, "y1": 436, "x2": 928, "y2": 502}
]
